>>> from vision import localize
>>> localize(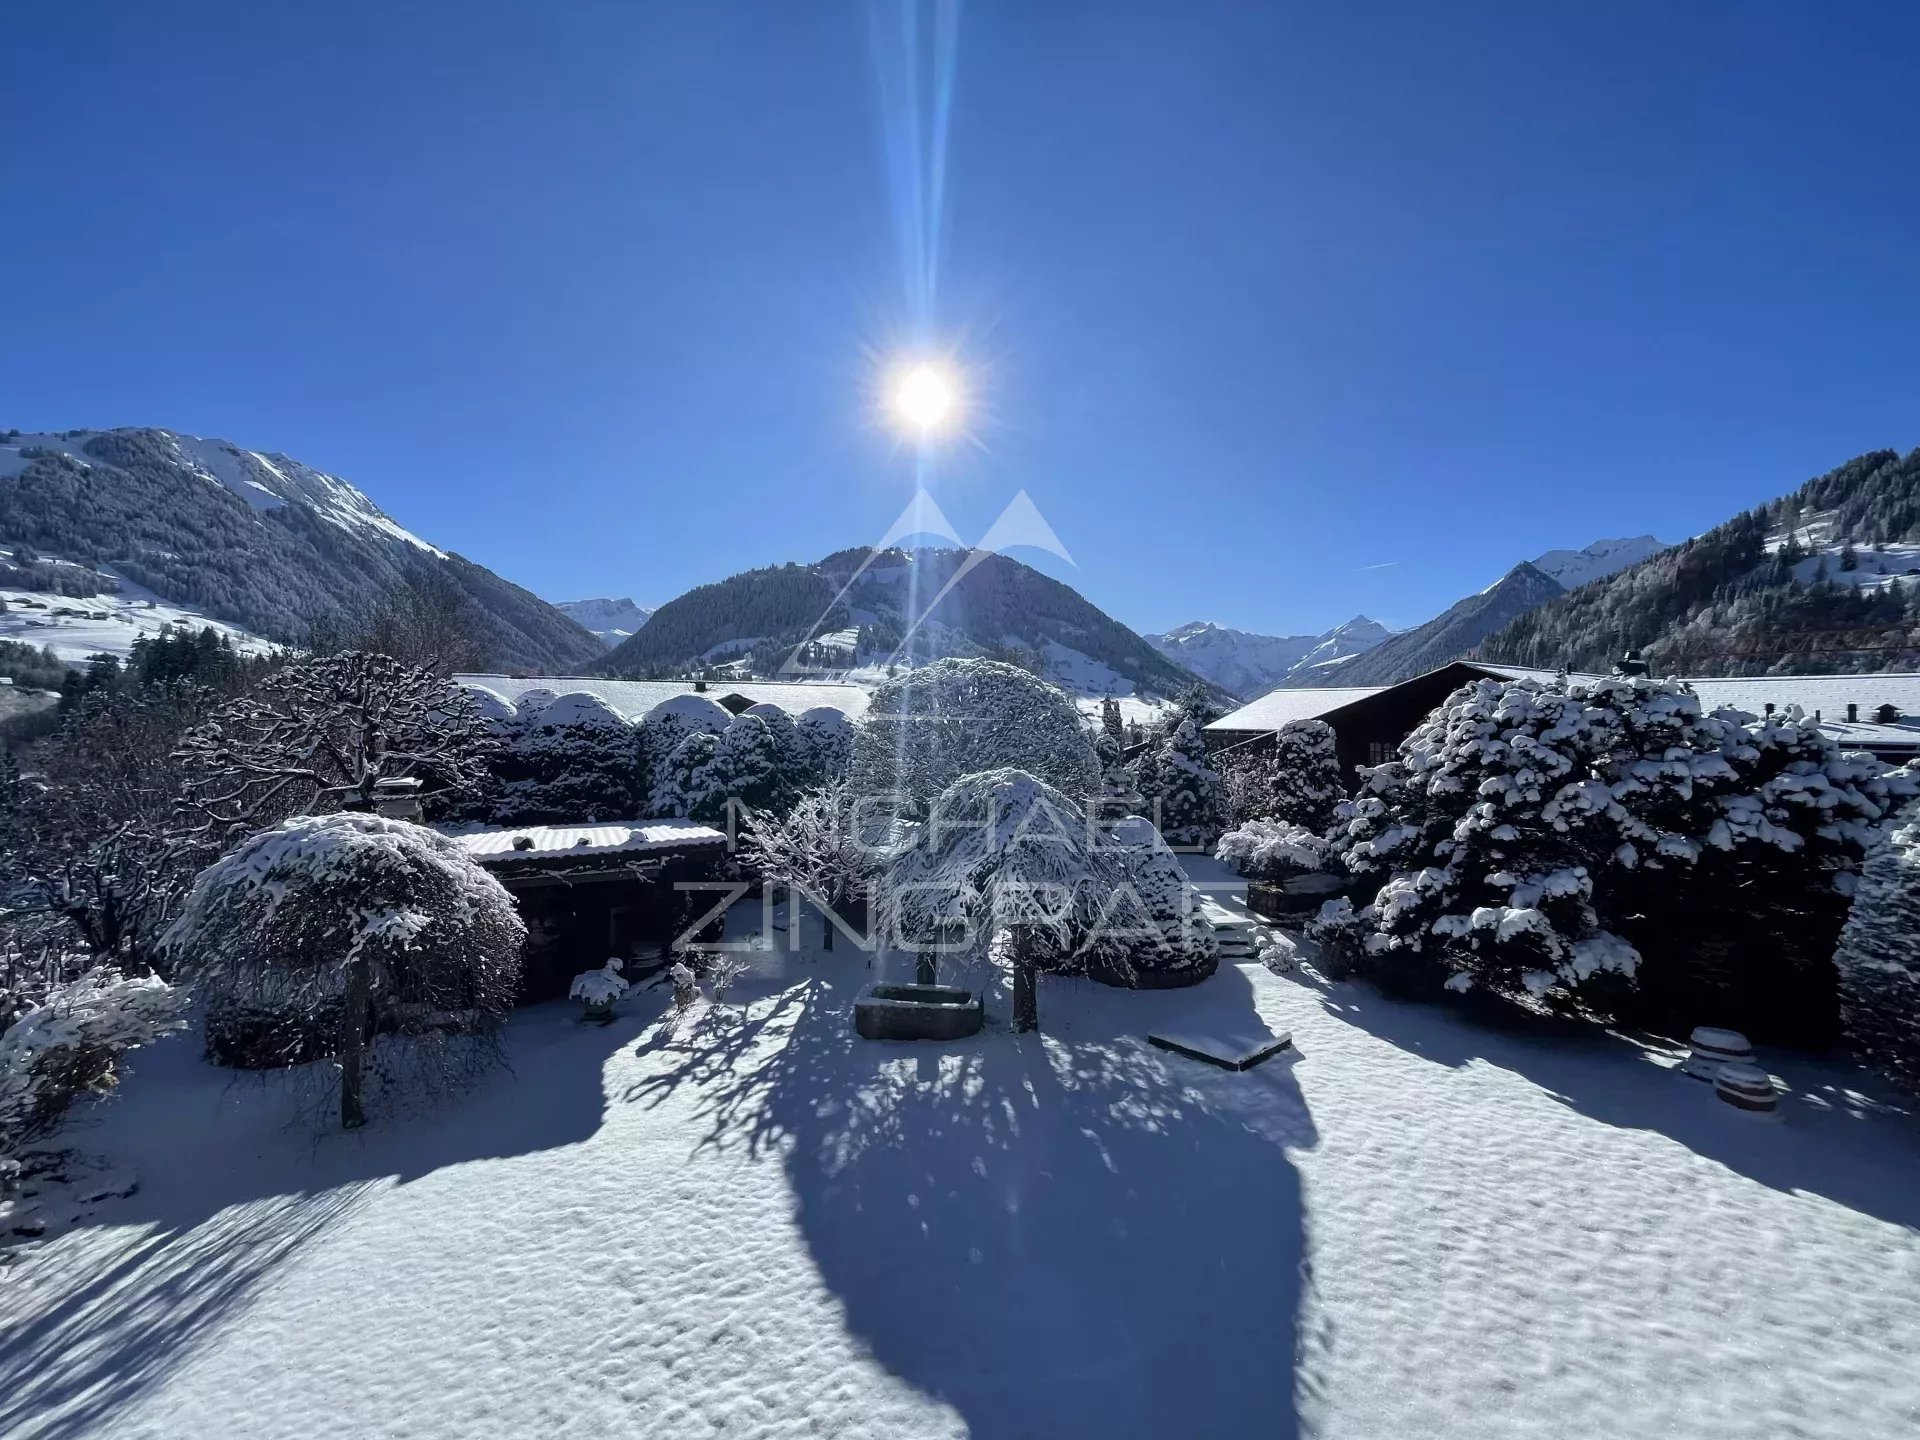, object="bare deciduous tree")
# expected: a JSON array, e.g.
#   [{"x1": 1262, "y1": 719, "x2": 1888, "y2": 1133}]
[{"x1": 174, "y1": 651, "x2": 494, "y2": 837}]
